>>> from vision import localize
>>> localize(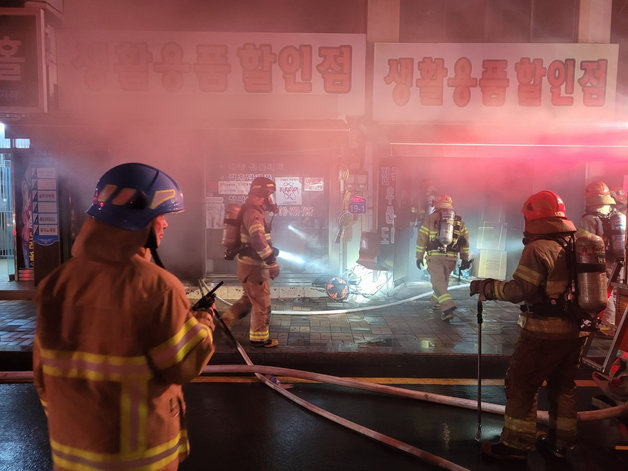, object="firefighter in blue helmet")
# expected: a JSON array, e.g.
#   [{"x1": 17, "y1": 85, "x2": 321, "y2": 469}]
[
  {"x1": 221, "y1": 176, "x2": 280, "y2": 347},
  {"x1": 34, "y1": 163, "x2": 215, "y2": 470}
]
